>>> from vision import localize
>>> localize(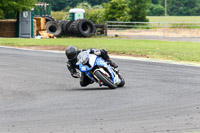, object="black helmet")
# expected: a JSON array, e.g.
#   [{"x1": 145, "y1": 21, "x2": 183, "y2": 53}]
[{"x1": 65, "y1": 45, "x2": 77, "y2": 60}]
